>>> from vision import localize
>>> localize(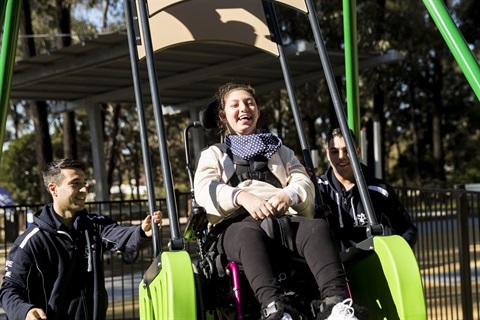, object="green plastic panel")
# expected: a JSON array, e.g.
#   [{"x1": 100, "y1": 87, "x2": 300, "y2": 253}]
[
  {"x1": 139, "y1": 251, "x2": 197, "y2": 320},
  {"x1": 345, "y1": 235, "x2": 427, "y2": 319}
]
